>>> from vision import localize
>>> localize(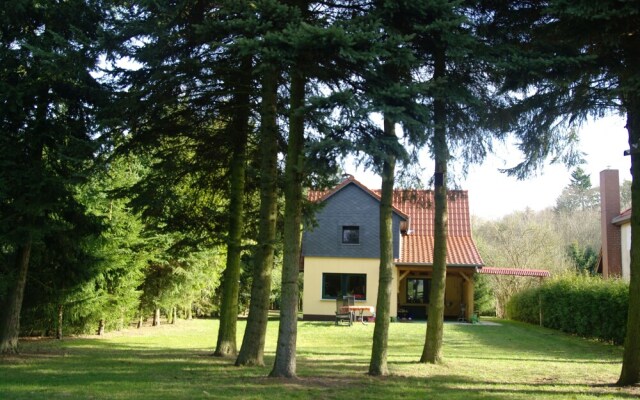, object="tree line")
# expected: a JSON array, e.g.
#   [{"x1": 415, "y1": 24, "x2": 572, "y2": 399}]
[
  {"x1": 1, "y1": 0, "x2": 639, "y2": 385},
  {"x1": 475, "y1": 167, "x2": 631, "y2": 317}
]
